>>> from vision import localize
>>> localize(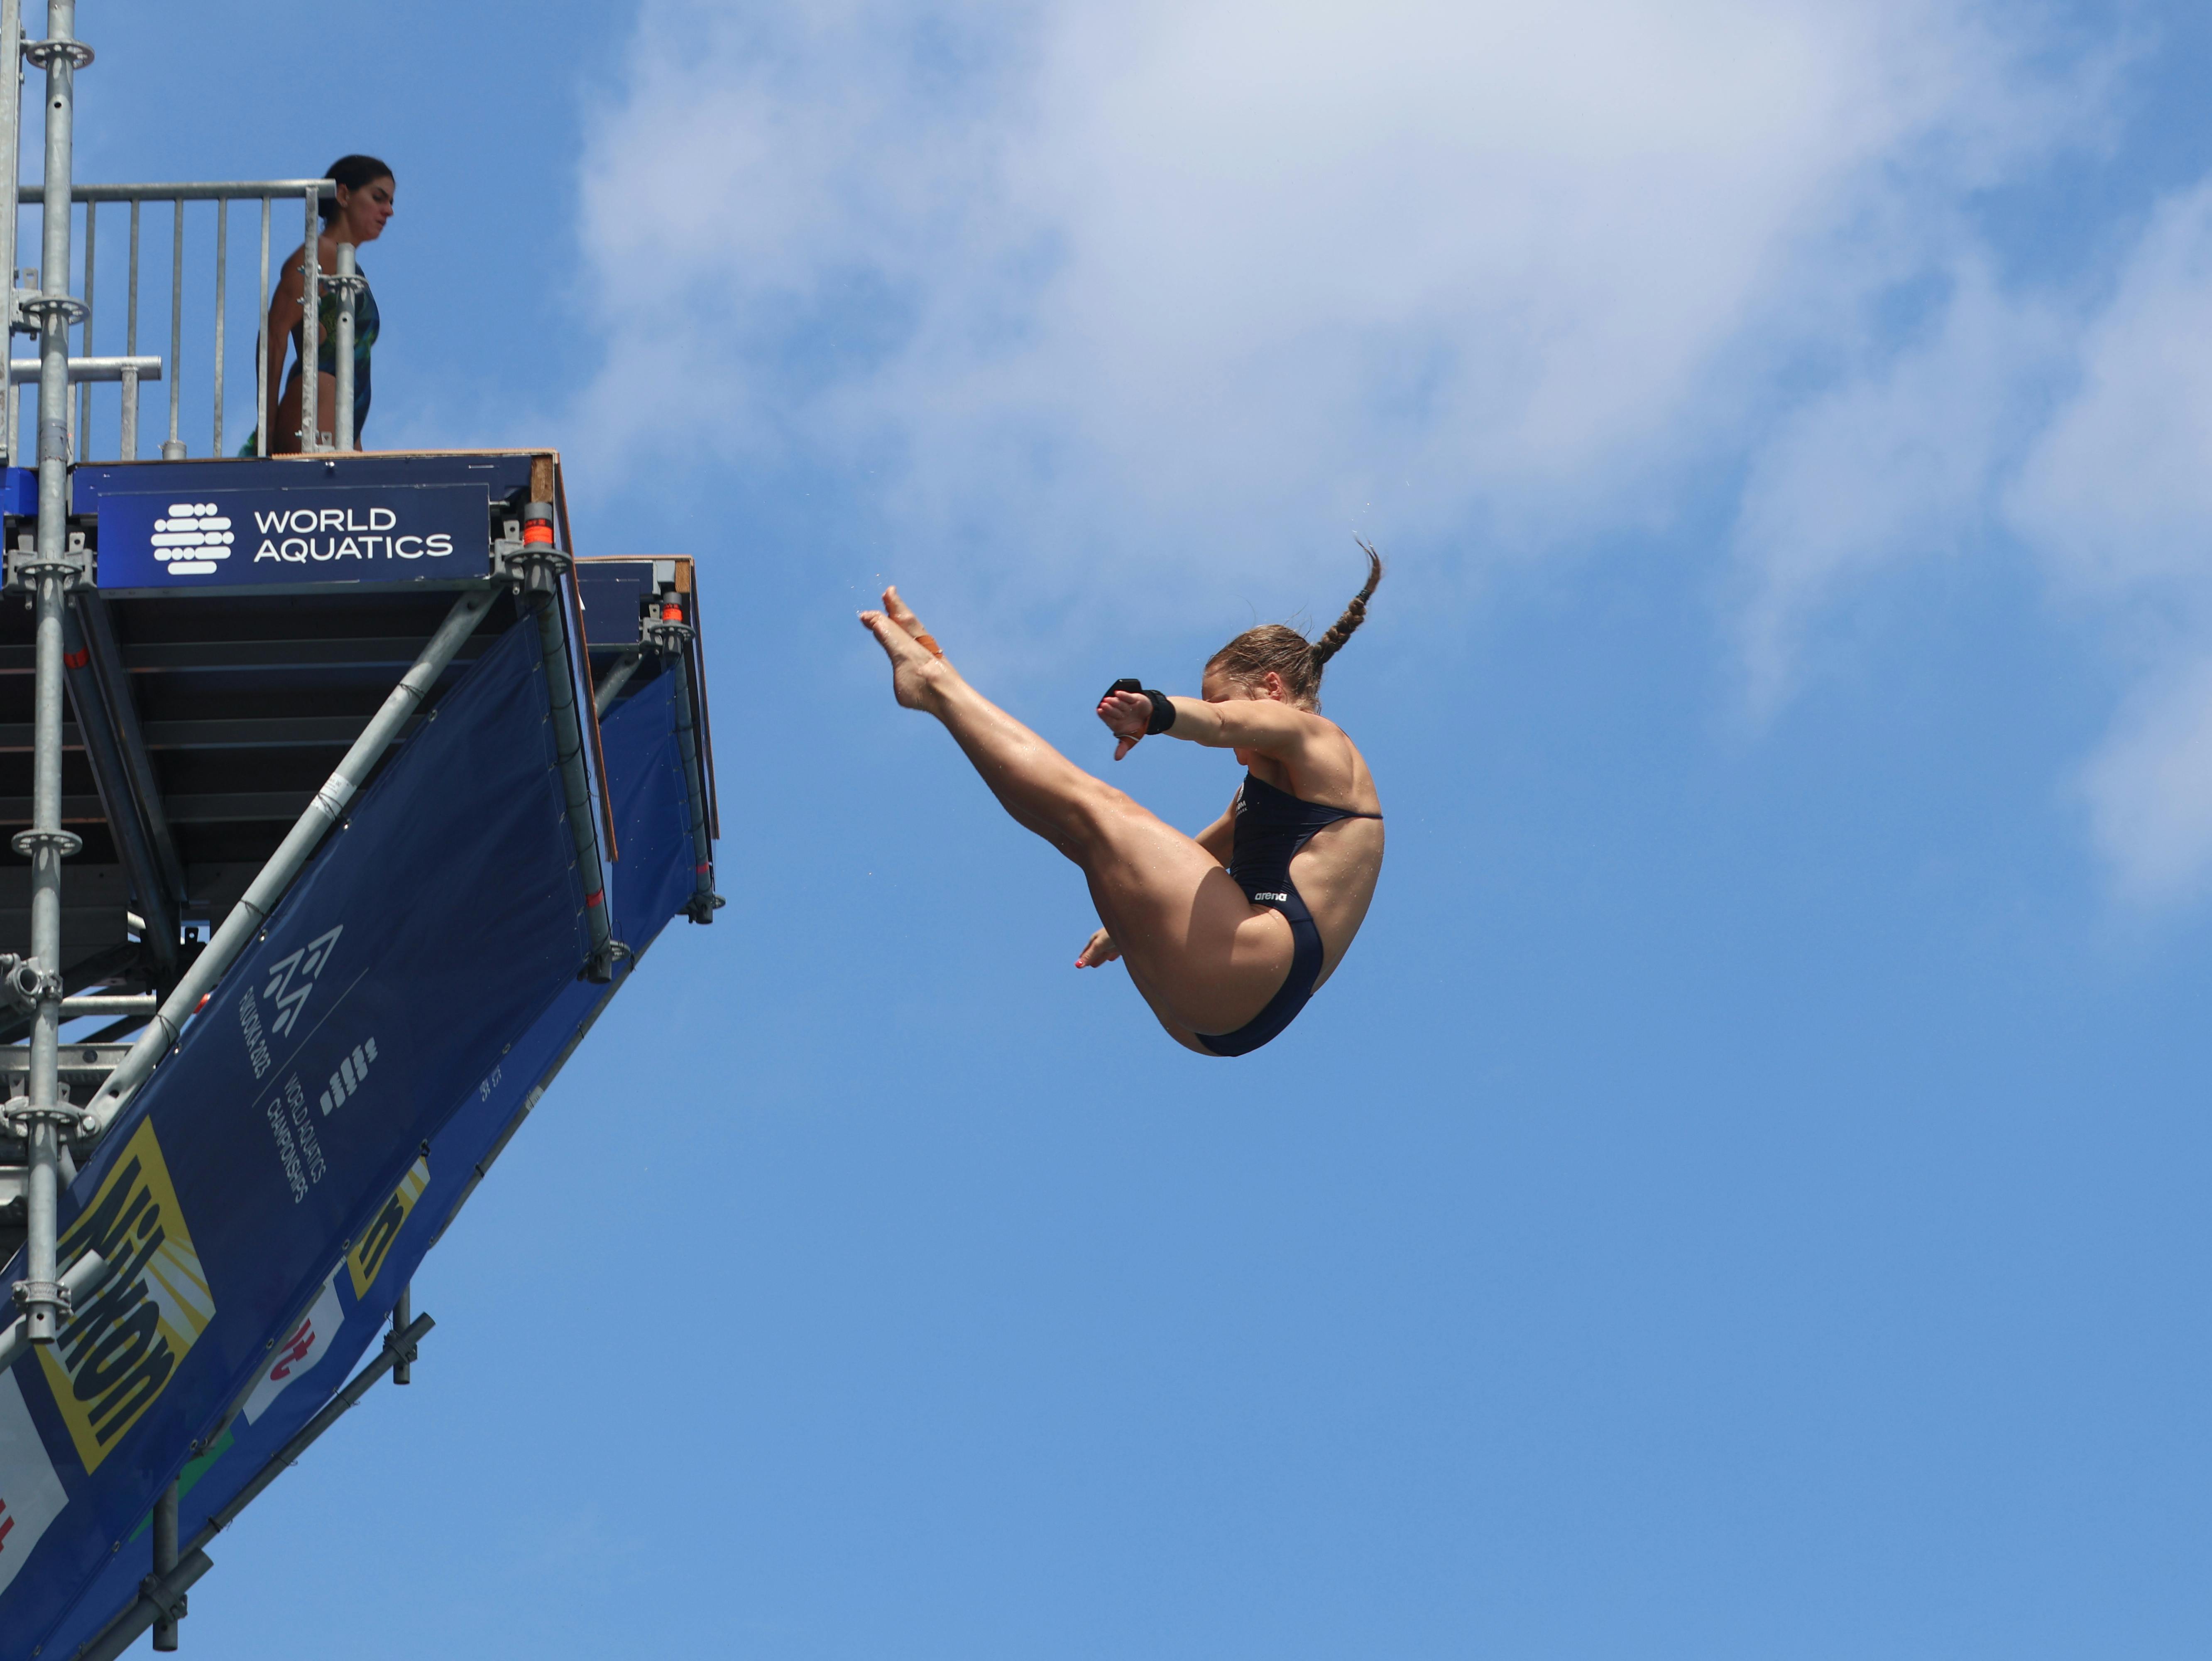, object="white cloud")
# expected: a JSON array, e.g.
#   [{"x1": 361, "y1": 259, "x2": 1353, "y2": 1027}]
[
  {"x1": 575, "y1": 0, "x2": 2212, "y2": 903},
  {"x1": 1731, "y1": 263, "x2": 2065, "y2": 716},
  {"x1": 574, "y1": 0, "x2": 2099, "y2": 598},
  {"x1": 2077, "y1": 657, "x2": 2212, "y2": 904},
  {"x1": 2009, "y1": 183, "x2": 2212, "y2": 901}
]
